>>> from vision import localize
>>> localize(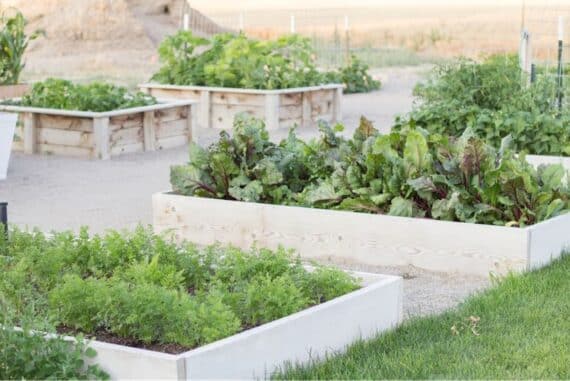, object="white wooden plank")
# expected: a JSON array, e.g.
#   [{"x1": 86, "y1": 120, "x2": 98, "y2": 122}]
[
  {"x1": 153, "y1": 193, "x2": 533, "y2": 276},
  {"x1": 37, "y1": 128, "x2": 93, "y2": 148},
  {"x1": 139, "y1": 83, "x2": 344, "y2": 95},
  {"x1": 528, "y1": 213, "x2": 570, "y2": 270}
]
